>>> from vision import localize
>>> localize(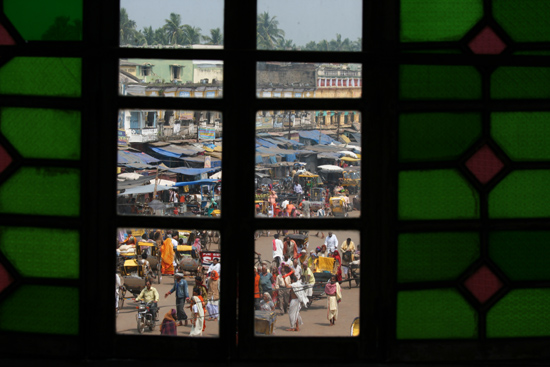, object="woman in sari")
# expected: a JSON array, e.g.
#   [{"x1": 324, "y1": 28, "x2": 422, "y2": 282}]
[
  {"x1": 206, "y1": 270, "x2": 220, "y2": 321},
  {"x1": 161, "y1": 235, "x2": 175, "y2": 275},
  {"x1": 332, "y1": 250, "x2": 343, "y2": 282},
  {"x1": 325, "y1": 275, "x2": 342, "y2": 326},
  {"x1": 160, "y1": 309, "x2": 178, "y2": 336},
  {"x1": 189, "y1": 295, "x2": 205, "y2": 336}
]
